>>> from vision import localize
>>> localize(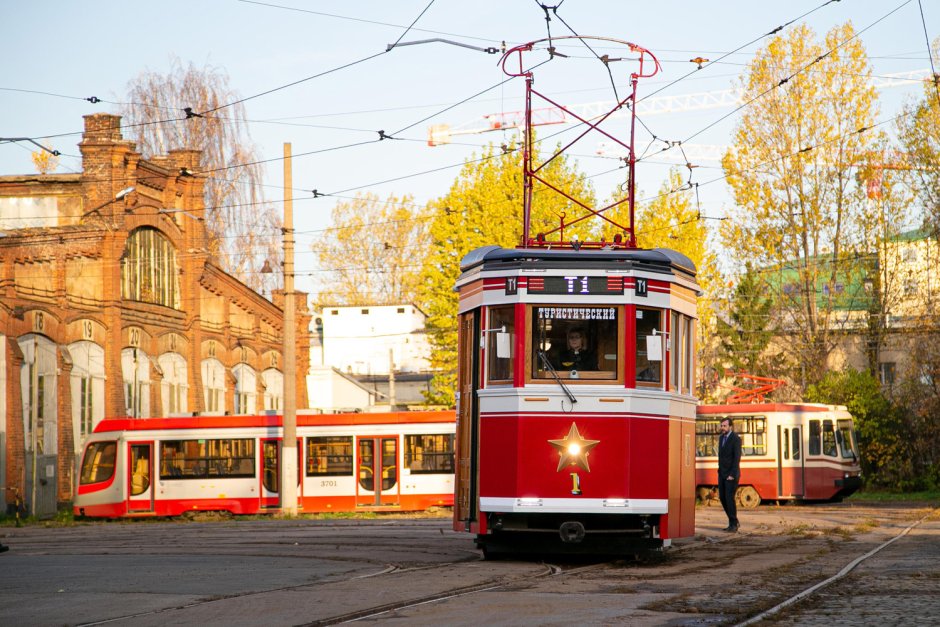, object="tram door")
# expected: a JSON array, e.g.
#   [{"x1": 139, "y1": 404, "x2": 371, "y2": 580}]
[
  {"x1": 356, "y1": 437, "x2": 399, "y2": 507},
  {"x1": 777, "y1": 426, "x2": 805, "y2": 498},
  {"x1": 261, "y1": 438, "x2": 303, "y2": 509},
  {"x1": 261, "y1": 439, "x2": 279, "y2": 508},
  {"x1": 454, "y1": 311, "x2": 479, "y2": 529},
  {"x1": 127, "y1": 442, "x2": 154, "y2": 513}
]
